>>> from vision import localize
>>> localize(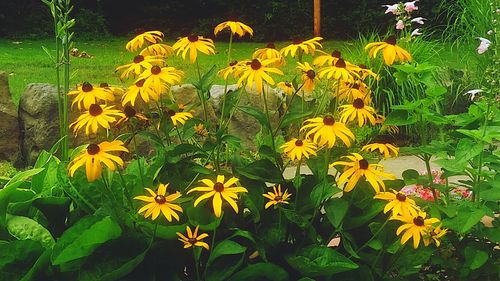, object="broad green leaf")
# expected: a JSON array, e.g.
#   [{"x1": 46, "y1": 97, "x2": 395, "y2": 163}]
[
  {"x1": 207, "y1": 240, "x2": 246, "y2": 265},
  {"x1": 425, "y1": 86, "x2": 447, "y2": 97},
  {"x1": 0, "y1": 240, "x2": 44, "y2": 280},
  {"x1": 193, "y1": 65, "x2": 217, "y2": 96},
  {"x1": 234, "y1": 159, "x2": 282, "y2": 183},
  {"x1": 464, "y1": 246, "x2": 489, "y2": 270},
  {"x1": 280, "y1": 111, "x2": 313, "y2": 128},
  {"x1": 324, "y1": 198, "x2": 349, "y2": 229},
  {"x1": 443, "y1": 206, "x2": 485, "y2": 233},
  {"x1": 229, "y1": 262, "x2": 289, "y2": 281},
  {"x1": 20, "y1": 247, "x2": 52, "y2": 281},
  {"x1": 402, "y1": 169, "x2": 419, "y2": 185},
  {"x1": 455, "y1": 138, "x2": 483, "y2": 161},
  {"x1": 391, "y1": 246, "x2": 433, "y2": 276},
  {"x1": 310, "y1": 181, "x2": 337, "y2": 208},
  {"x1": 6, "y1": 215, "x2": 55, "y2": 248},
  {"x1": 282, "y1": 208, "x2": 309, "y2": 229},
  {"x1": 238, "y1": 106, "x2": 271, "y2": 130},
  {"x1": 384, "y1": 110, "x2": 418, "y2": 126}
]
